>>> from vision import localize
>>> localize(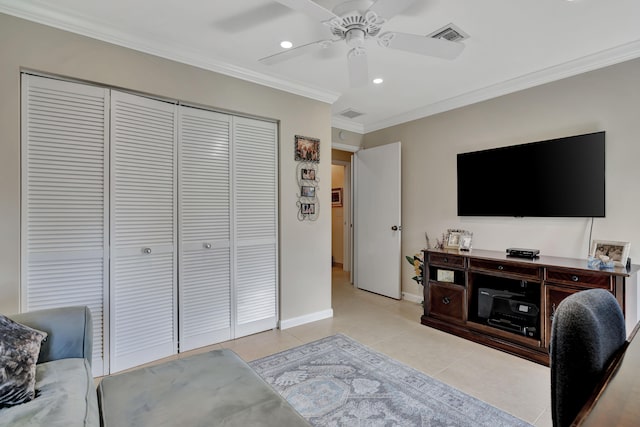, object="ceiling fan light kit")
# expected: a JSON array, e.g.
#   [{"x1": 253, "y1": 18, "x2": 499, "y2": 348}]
[{"x1": 260, "y1": 0, "x2": 466, "y2": 88}]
